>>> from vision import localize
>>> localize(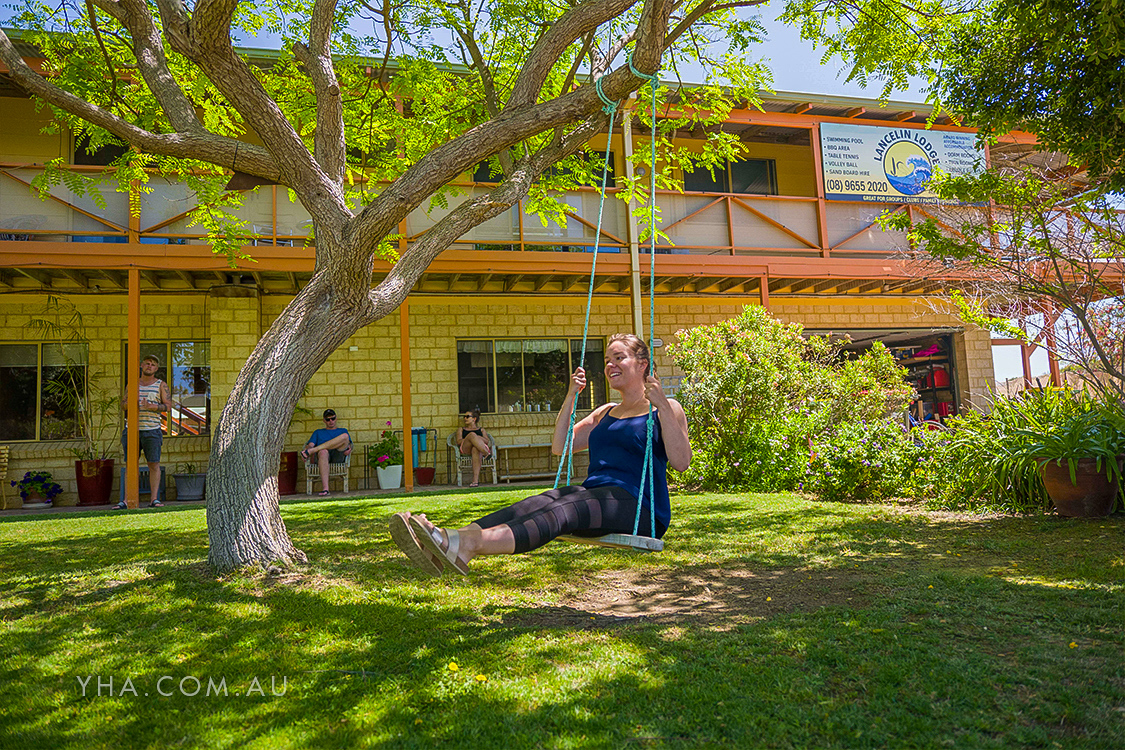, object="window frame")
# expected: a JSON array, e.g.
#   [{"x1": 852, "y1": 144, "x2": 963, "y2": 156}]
[
  {"x1": 456, "y1": 337, "x2": 608, "y2": 415},
  {"x1": 0, "y1": 341, "x2": 89, "y2": 442}
]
